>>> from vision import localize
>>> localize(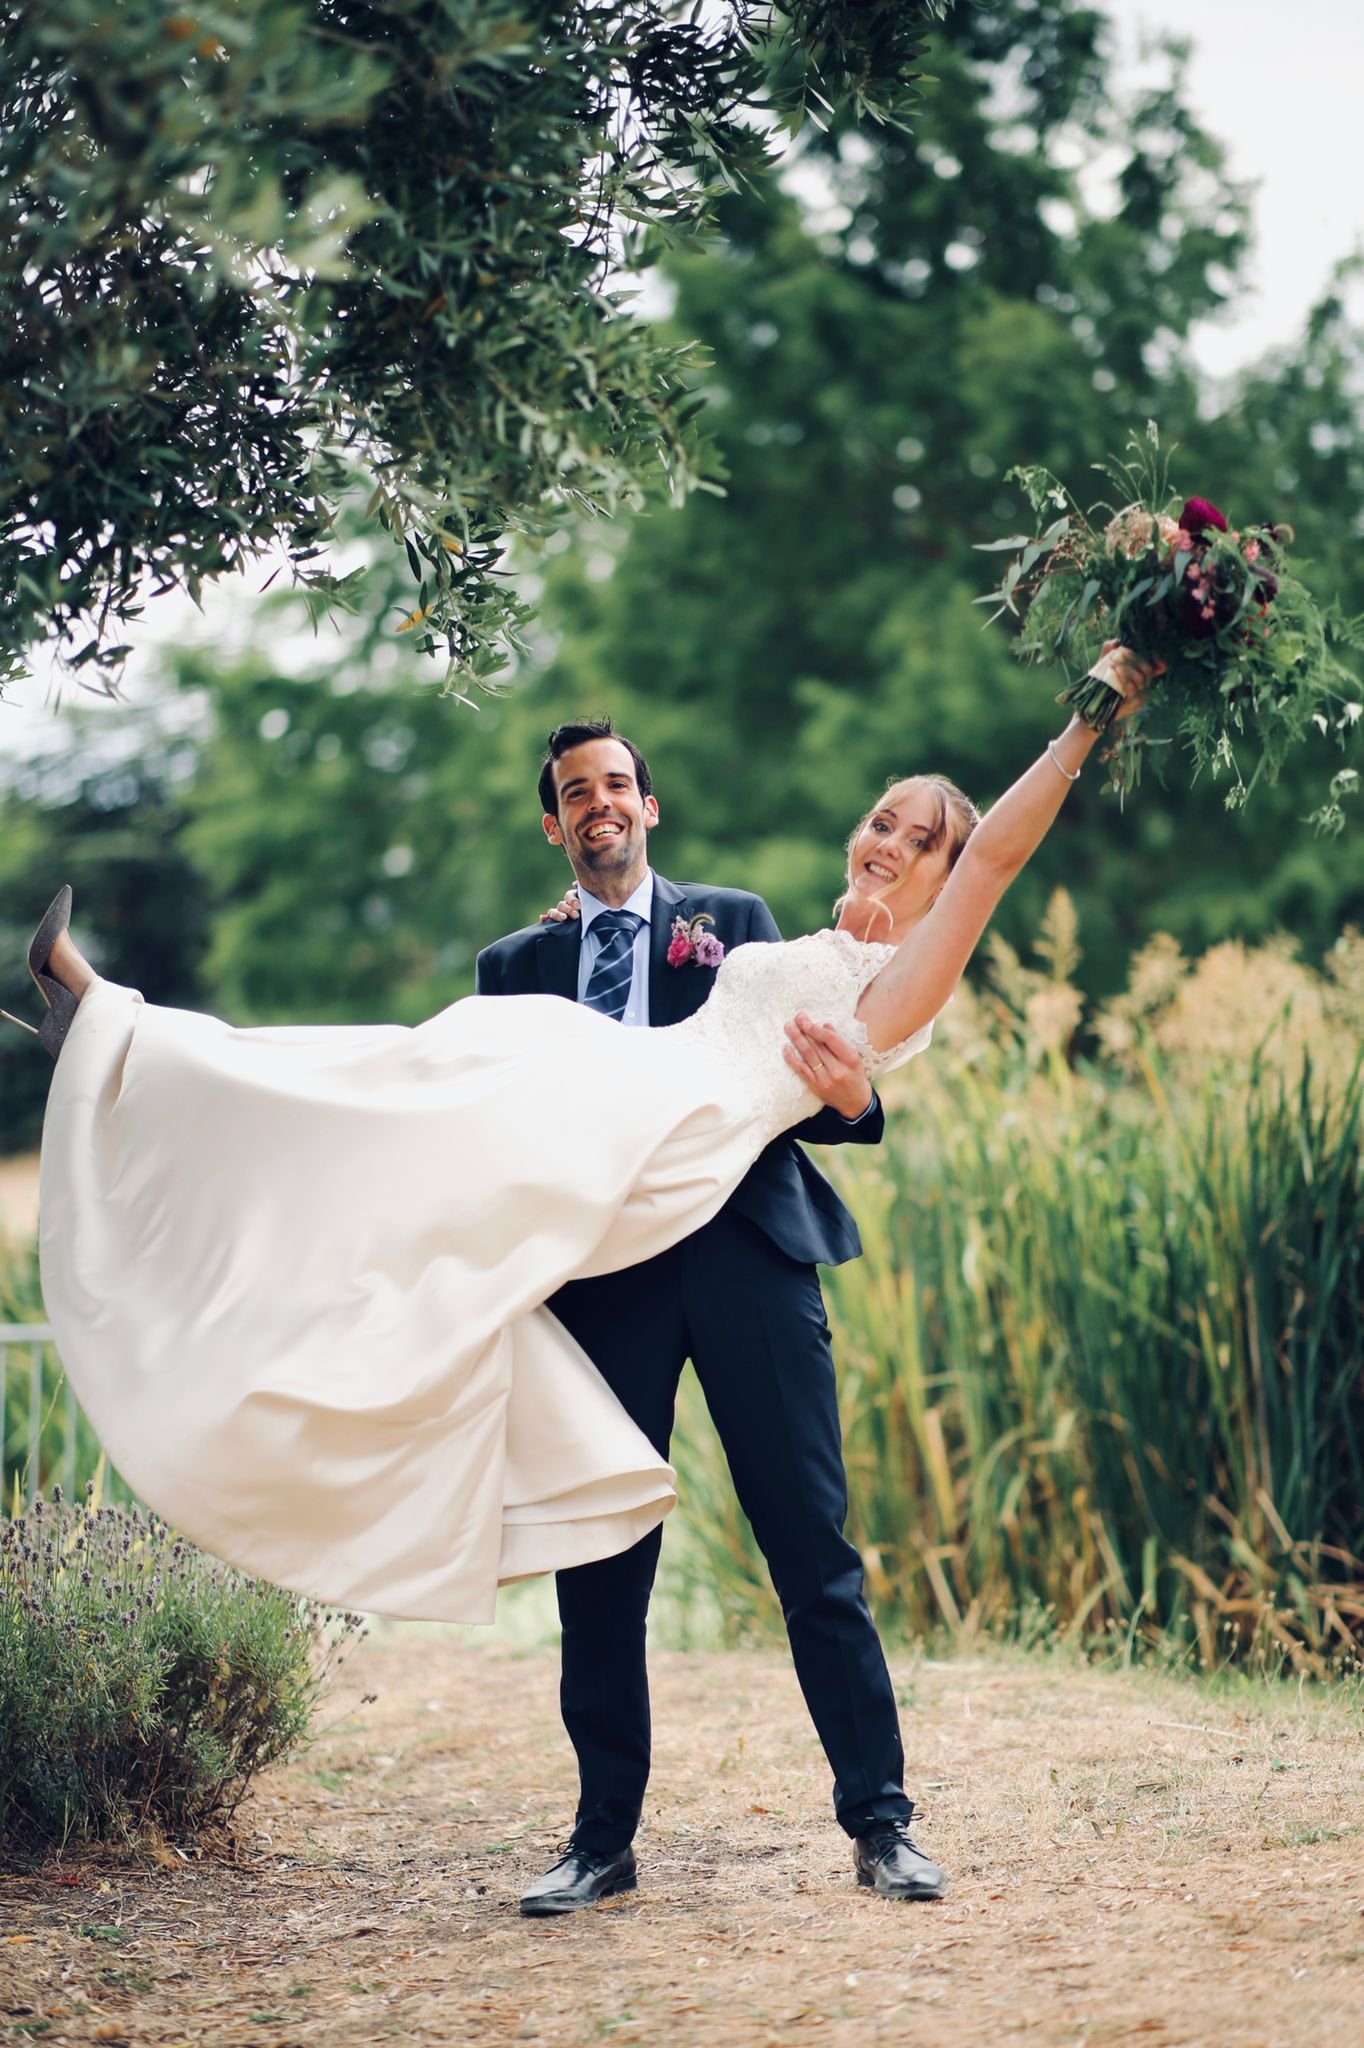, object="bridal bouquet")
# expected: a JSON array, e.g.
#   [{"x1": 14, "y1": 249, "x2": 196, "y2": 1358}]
[{"x1": 977, "y1": 426, "x2": 1362, "y2": 829}]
